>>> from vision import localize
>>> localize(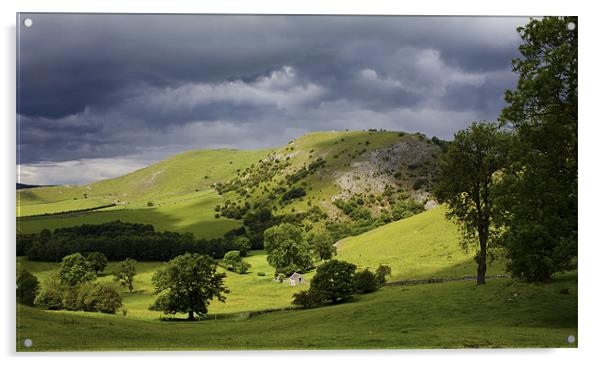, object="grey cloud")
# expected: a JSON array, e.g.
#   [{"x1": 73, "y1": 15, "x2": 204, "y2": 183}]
[{"x1": 17, "y1": 14, "x2": 529, "y2": 184}]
